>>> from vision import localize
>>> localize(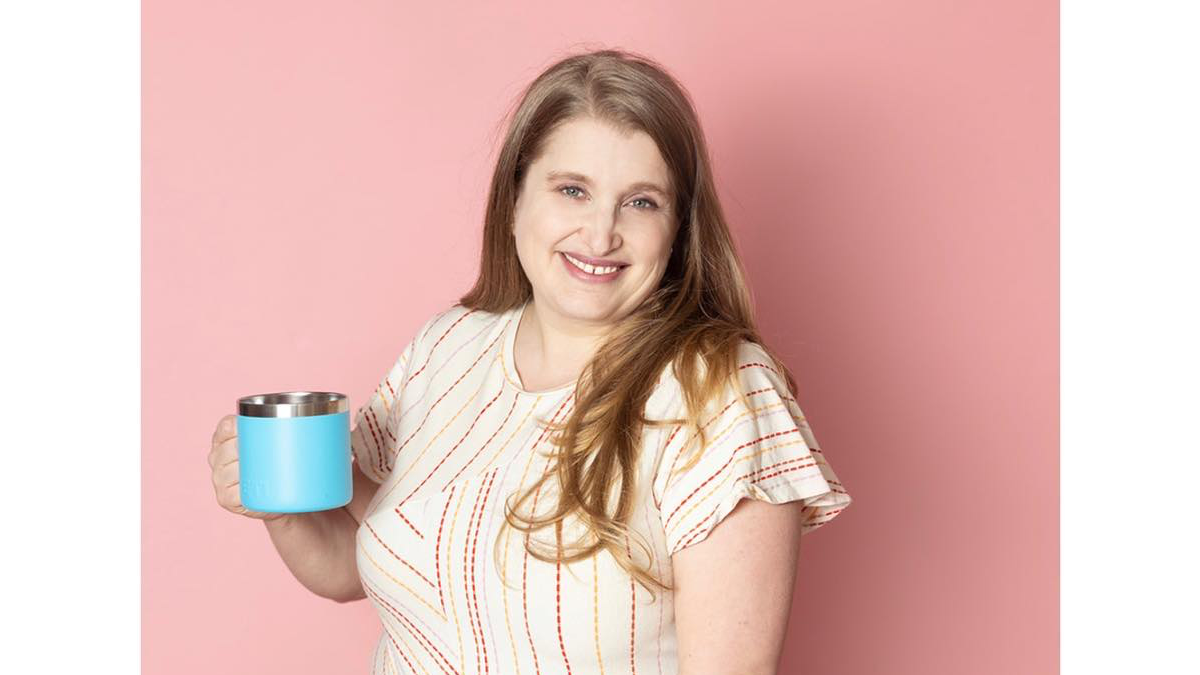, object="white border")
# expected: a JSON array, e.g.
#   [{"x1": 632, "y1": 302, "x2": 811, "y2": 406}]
[
  {"x1": 1063, "y1": 1, "x2": 1198, "y2": 672},
  {"x1": 0, "y1": 1, "x2": 140, "y2": 670},
  {"x1": 2, "y1": 0, "x2": 1198, "y2": 671}
]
